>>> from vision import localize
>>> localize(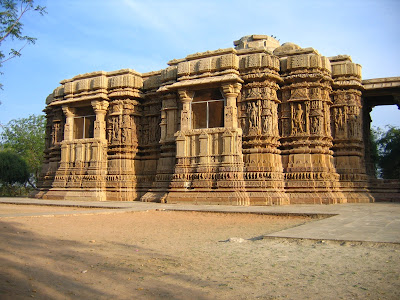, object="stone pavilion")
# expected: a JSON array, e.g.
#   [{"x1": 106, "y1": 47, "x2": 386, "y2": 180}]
[{"x1": 34, "y1": 35, "x2": 400, "y2": 204}]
